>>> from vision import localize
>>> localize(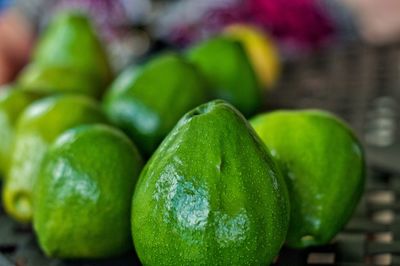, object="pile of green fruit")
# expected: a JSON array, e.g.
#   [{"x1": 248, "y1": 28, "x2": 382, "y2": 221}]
[{"x1": 0, "y1": 11, "x2": 365, "y2": 265}]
